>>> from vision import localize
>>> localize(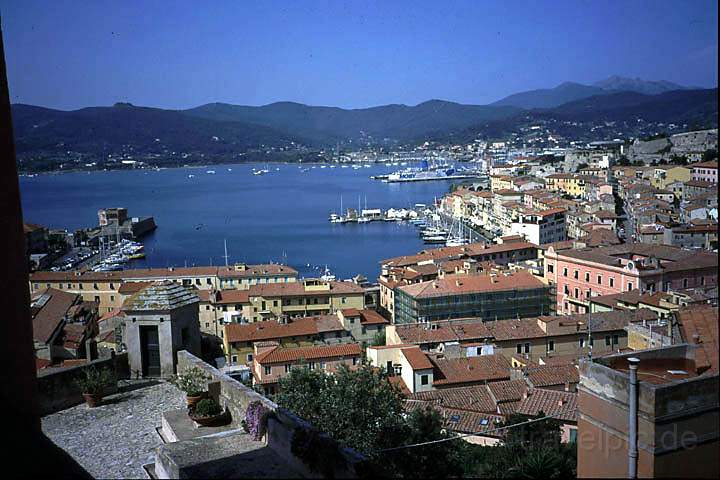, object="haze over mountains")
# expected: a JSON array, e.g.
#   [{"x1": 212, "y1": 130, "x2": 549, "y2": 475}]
[
  {"x1": 11, "y1": 76, "x2": 718, "y2": 160},
  {"x1": 491, "y1": 75, "x2": 695, "y2": 109}
]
